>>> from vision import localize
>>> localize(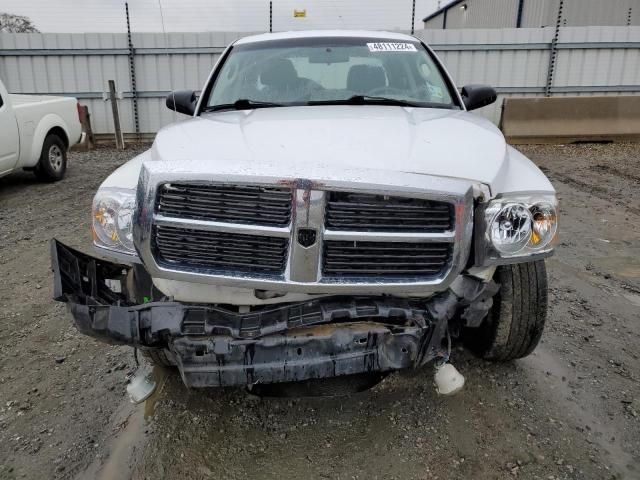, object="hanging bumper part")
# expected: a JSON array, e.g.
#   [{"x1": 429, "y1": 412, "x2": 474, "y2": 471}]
[{"x1": 50, "y1": 239, "x2": 497, "y2": 388}]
